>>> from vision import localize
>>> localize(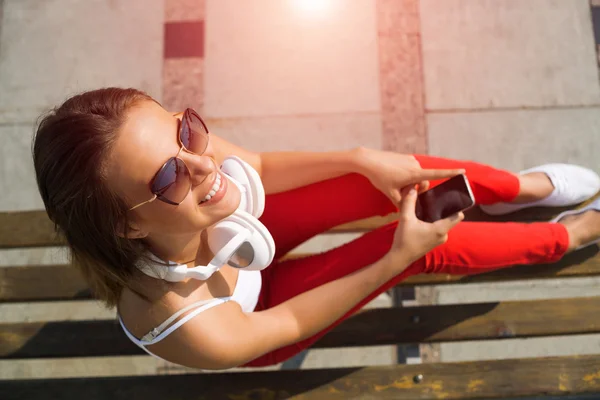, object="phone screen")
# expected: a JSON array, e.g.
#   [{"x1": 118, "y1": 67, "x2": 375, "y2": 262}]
[{"x1": 415, "y1": 174, "x2": 475, "y2": 223}]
